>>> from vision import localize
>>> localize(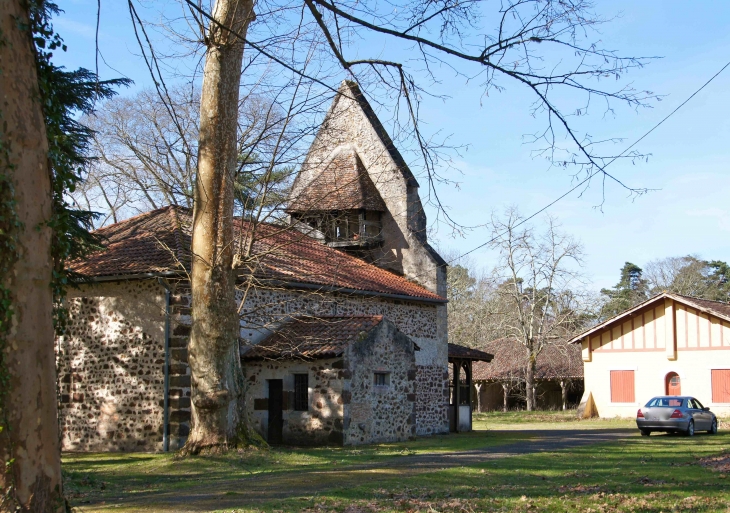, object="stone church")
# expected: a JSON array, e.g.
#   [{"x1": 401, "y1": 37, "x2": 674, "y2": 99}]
[{"x1": 56, "y1": 81, "x2": 491, "y2": 451}]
